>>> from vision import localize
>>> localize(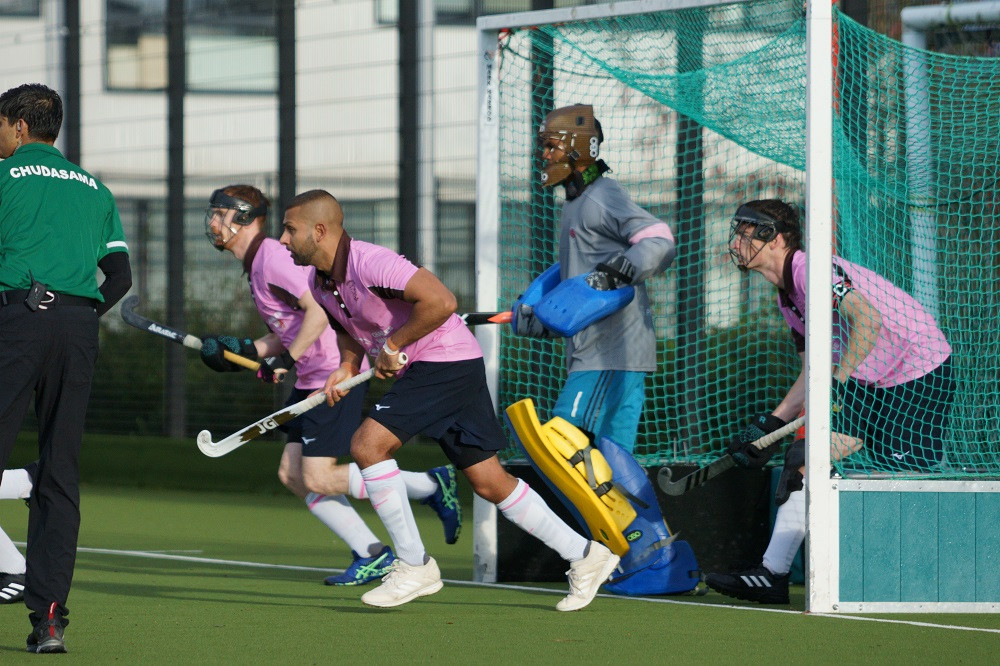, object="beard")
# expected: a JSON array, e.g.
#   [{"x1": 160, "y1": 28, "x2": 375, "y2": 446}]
[{"x1": 288, "y1": 239, "x2": 317, "y2": 266}]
